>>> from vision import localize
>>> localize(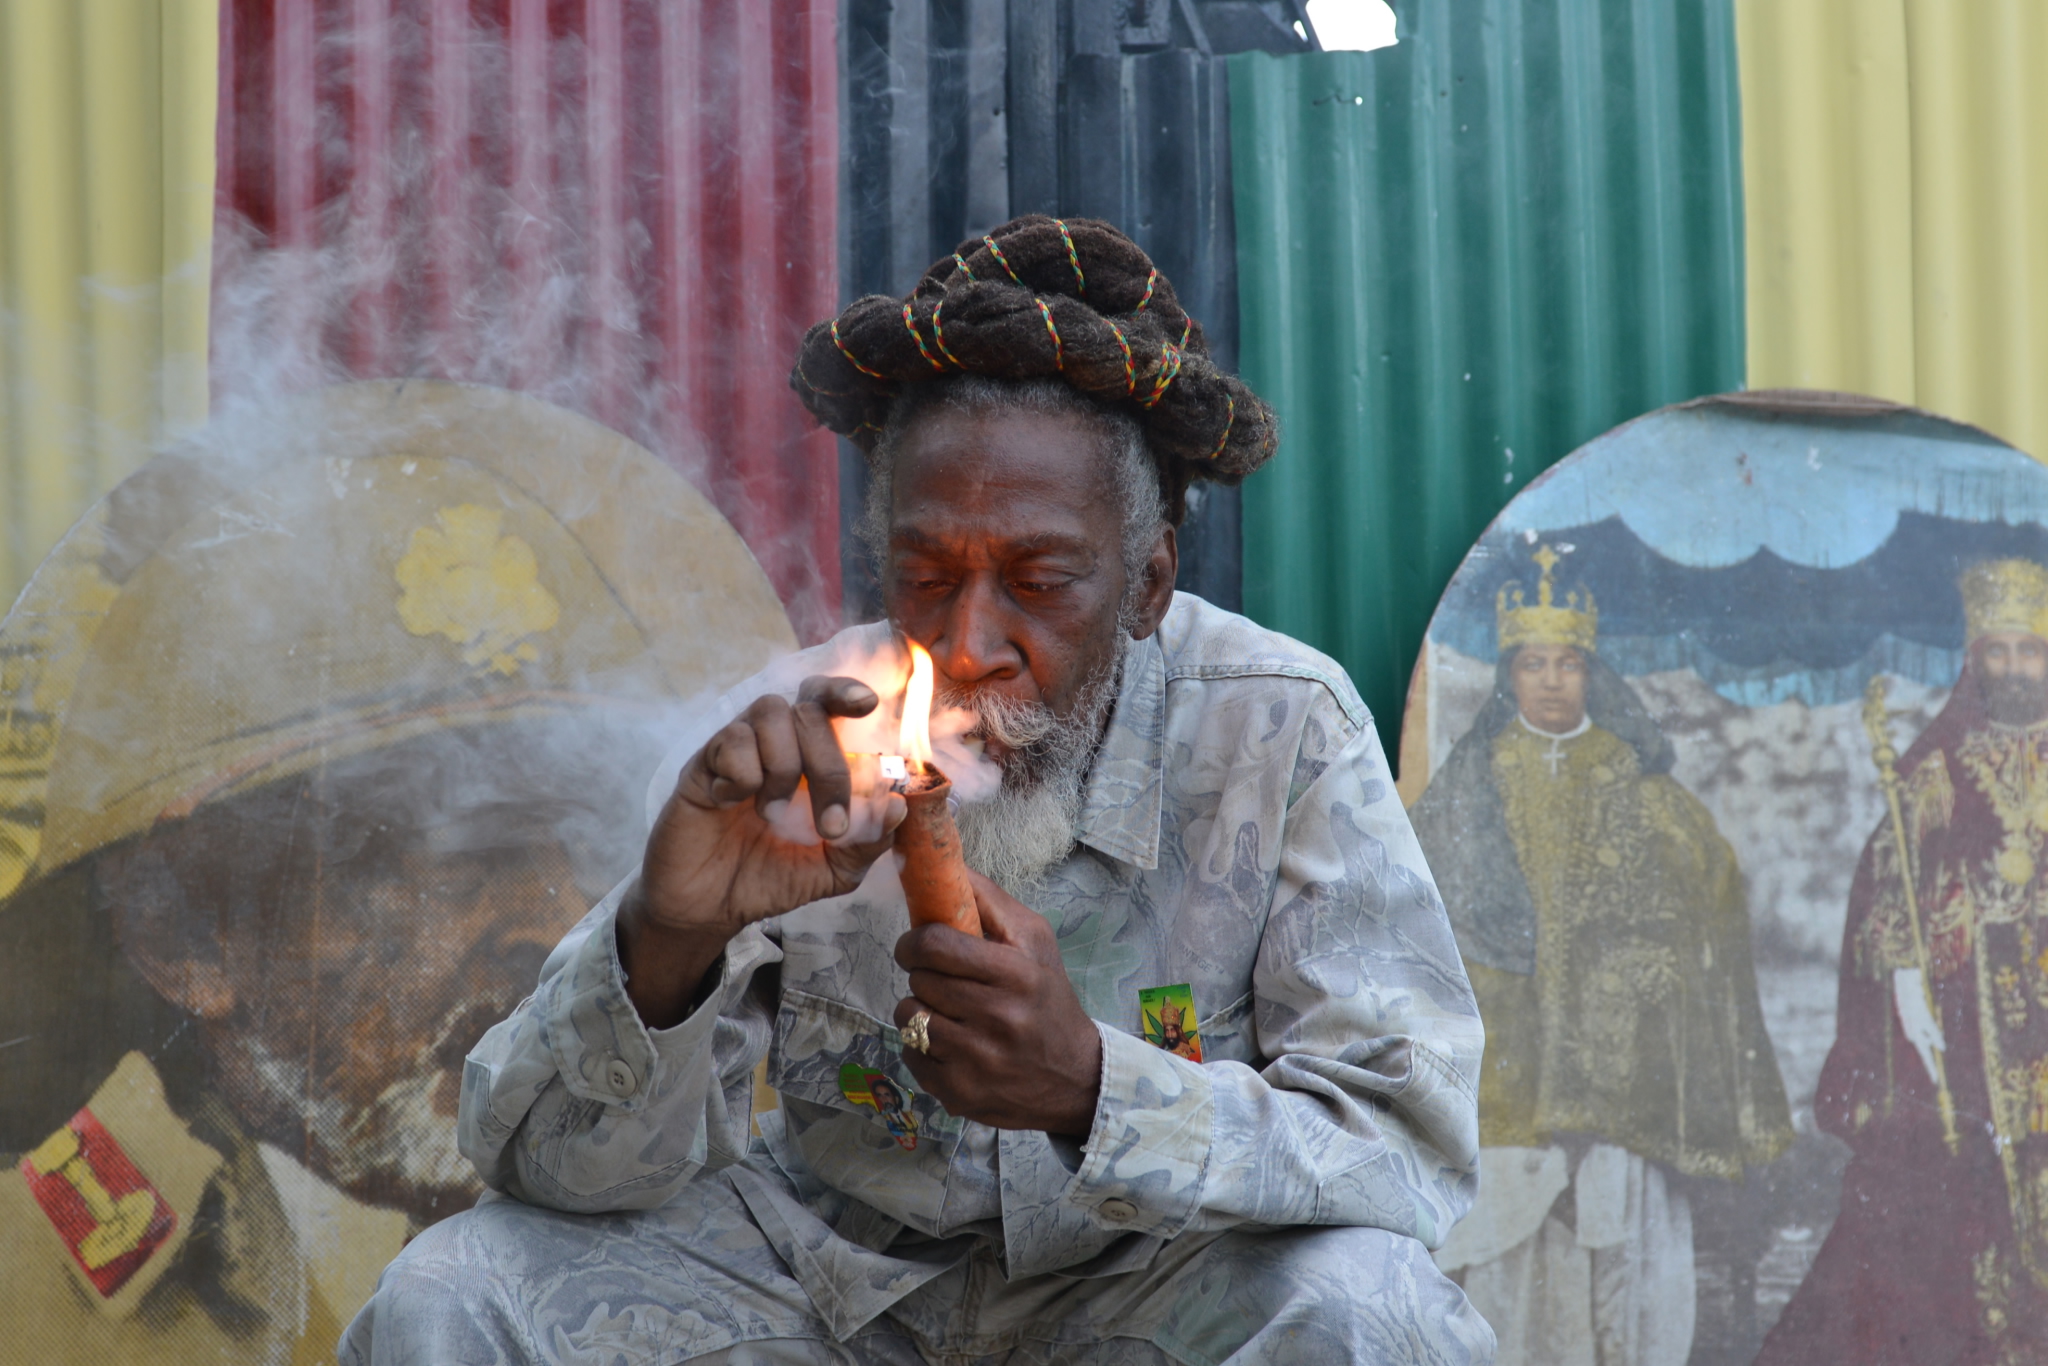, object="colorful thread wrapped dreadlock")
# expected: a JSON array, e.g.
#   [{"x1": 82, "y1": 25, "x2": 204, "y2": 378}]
[{"x1": 790, "y1": 215, "x2": 1278, "y2": 521}]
